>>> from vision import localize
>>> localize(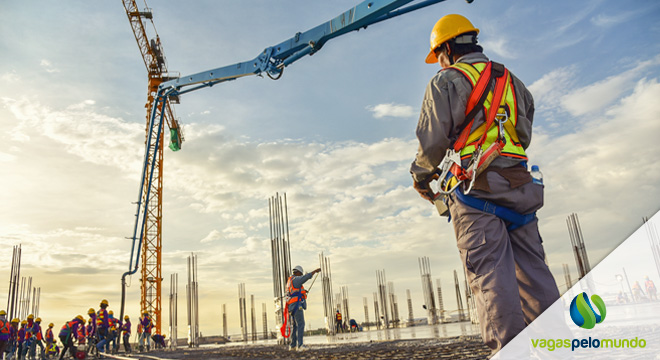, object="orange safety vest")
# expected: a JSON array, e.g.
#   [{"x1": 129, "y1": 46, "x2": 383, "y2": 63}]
[
  {"x1": 448, "y1": 61, "x2": 527, "y2": 162},
  {"x1": 61, "y1": 320, "x2": 78, "y2": 335},
  {"x1": 646, "y1": 280, "x2": 656, "y2": 291},
  {"x1": 336, "y1": 312, "x2": 342, "y2": 321},
  {"x1": 0, "y1": 319, "x2": 10, "y2": 336},
  {"x1": 285, "y1": 276, "x2": 307, "y2": 306},
  {"x1": 45, "y1": 328, "x2": 53, "y2": 341}
]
